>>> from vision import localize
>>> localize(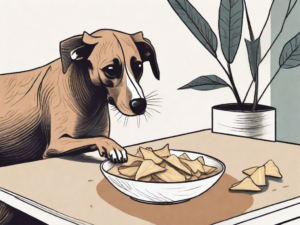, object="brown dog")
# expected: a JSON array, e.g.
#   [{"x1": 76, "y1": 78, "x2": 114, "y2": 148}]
[{"x1": 0, "y1": 29, "x2": 159, "y2": 223}]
